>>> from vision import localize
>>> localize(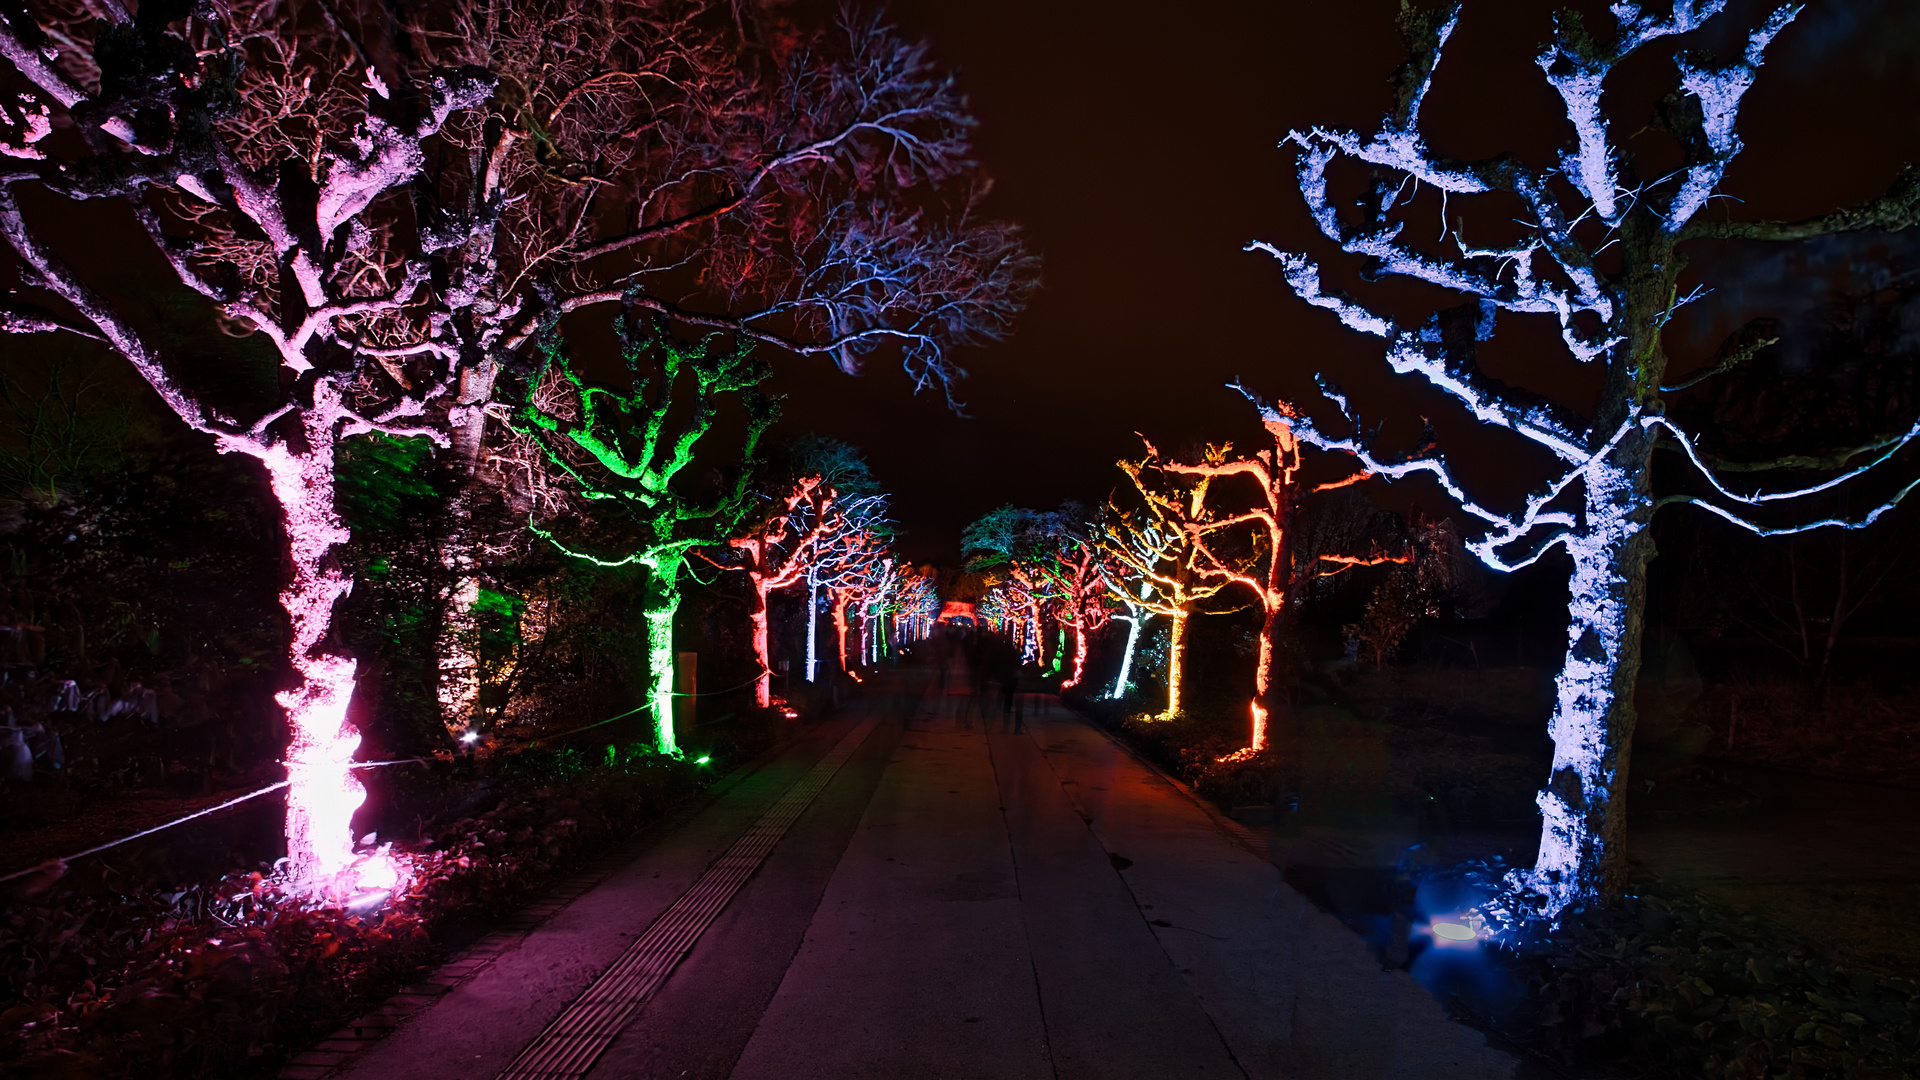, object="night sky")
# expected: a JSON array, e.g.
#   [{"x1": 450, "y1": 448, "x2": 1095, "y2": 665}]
[{"x1": 767, "y1": 0, "x2": 1920, "y2": 565}]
